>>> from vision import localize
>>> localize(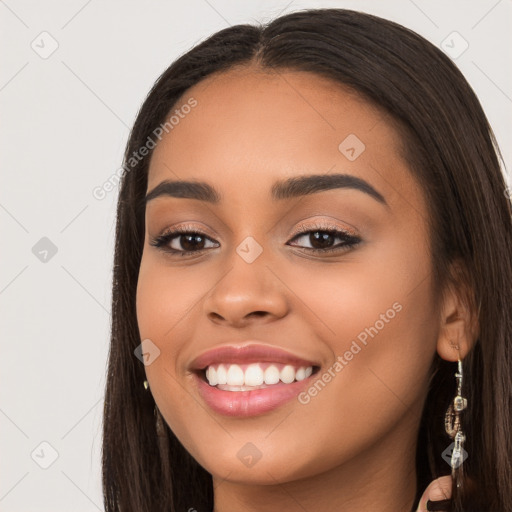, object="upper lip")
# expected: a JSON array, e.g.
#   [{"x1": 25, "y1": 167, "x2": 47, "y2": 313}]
[{"x1": 189, "y1": 342, "x2": 321, "y2": 371}]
